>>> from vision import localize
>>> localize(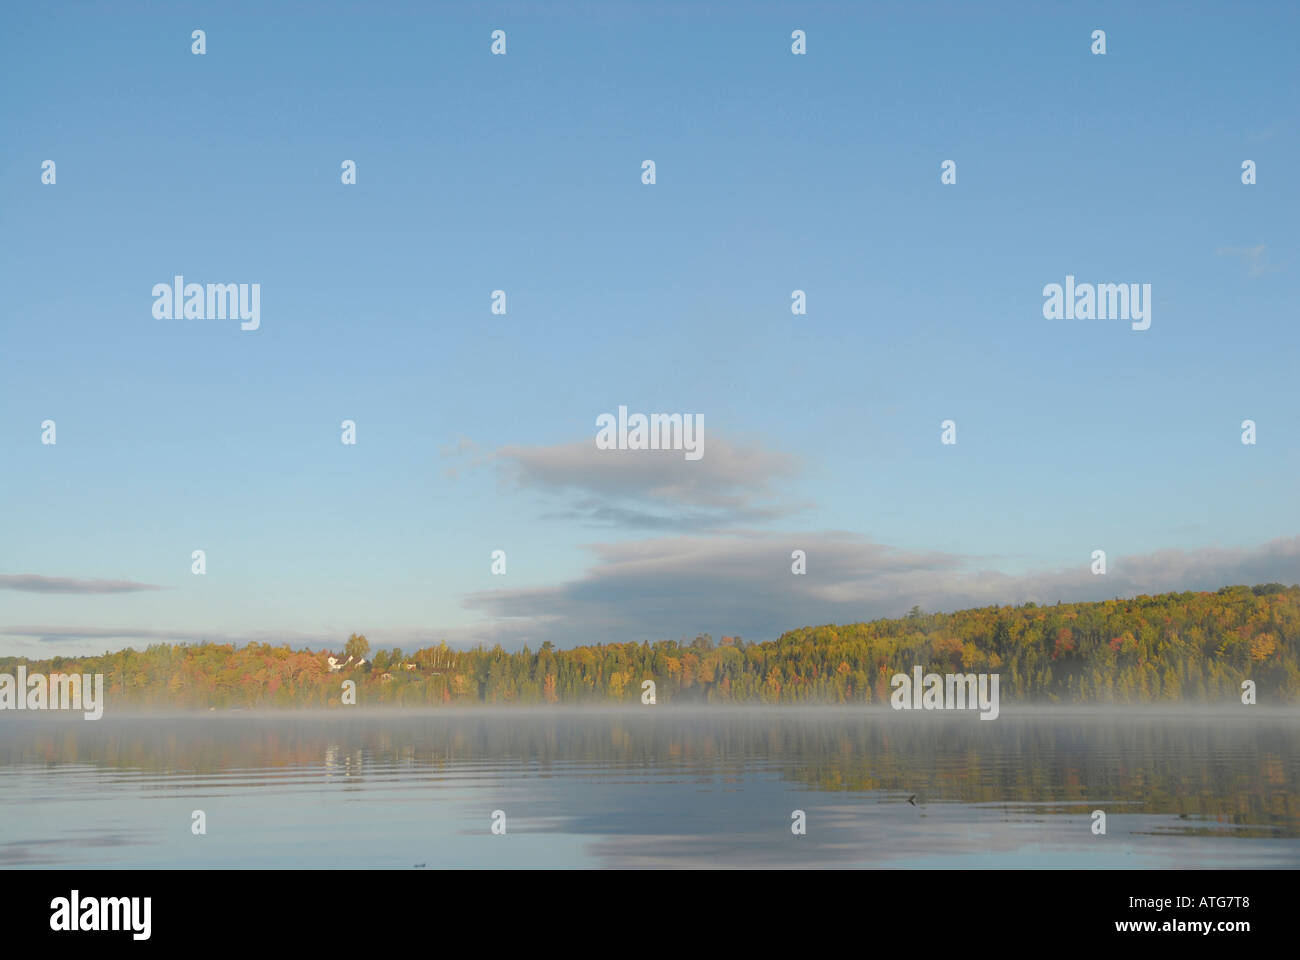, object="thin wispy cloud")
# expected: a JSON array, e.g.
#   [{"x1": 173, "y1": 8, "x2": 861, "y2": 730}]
[
  {"x1": 0, "y1": 574, "x2": 167, "y2": 595},
  {"x1": 1215, "y1": 244, "x2": 1282, "y2": 276},
  {"x1": 0, "y1": 623, "x2": 503, "y2": 658},
  {"x1": 0, "y1": 626, "x2": 353, "y2": 660},
  {"x1": 0, "y1": 626, "x2": 334, "y2": 644},
  {"x1": 439, "y1": 435, "x2": 490, "y2": 480}
]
